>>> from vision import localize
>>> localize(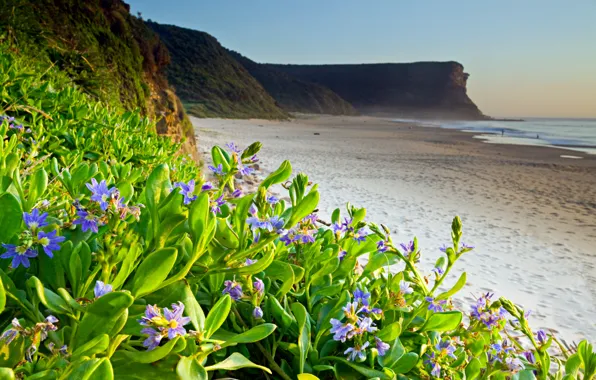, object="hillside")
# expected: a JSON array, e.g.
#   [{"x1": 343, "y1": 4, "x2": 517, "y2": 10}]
[
  {"x1": 146, "y1": 22, "x2": 288, "y2": 119},
  {"x1": 228, "y1": 51, "x2": 358, "y2": 116},
  {"x1": 0, "y1": 0, "x2": 197, "y2": 159},
  {"x1": 267, "y1": 62, "x2": 487, "y2": 119}
]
